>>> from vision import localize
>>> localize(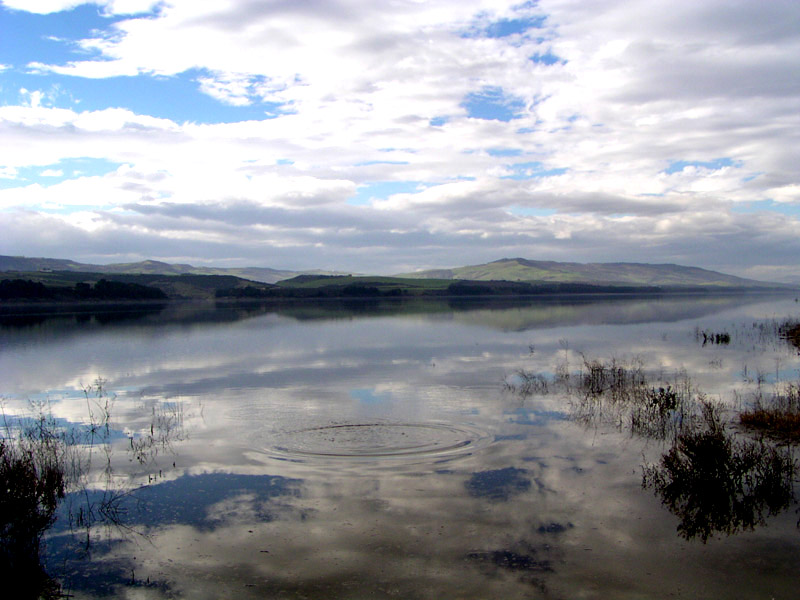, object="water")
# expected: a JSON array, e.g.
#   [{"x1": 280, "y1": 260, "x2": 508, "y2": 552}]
[{"x1": 1, "y1": 294, "x2": 799, "y2": 598}]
